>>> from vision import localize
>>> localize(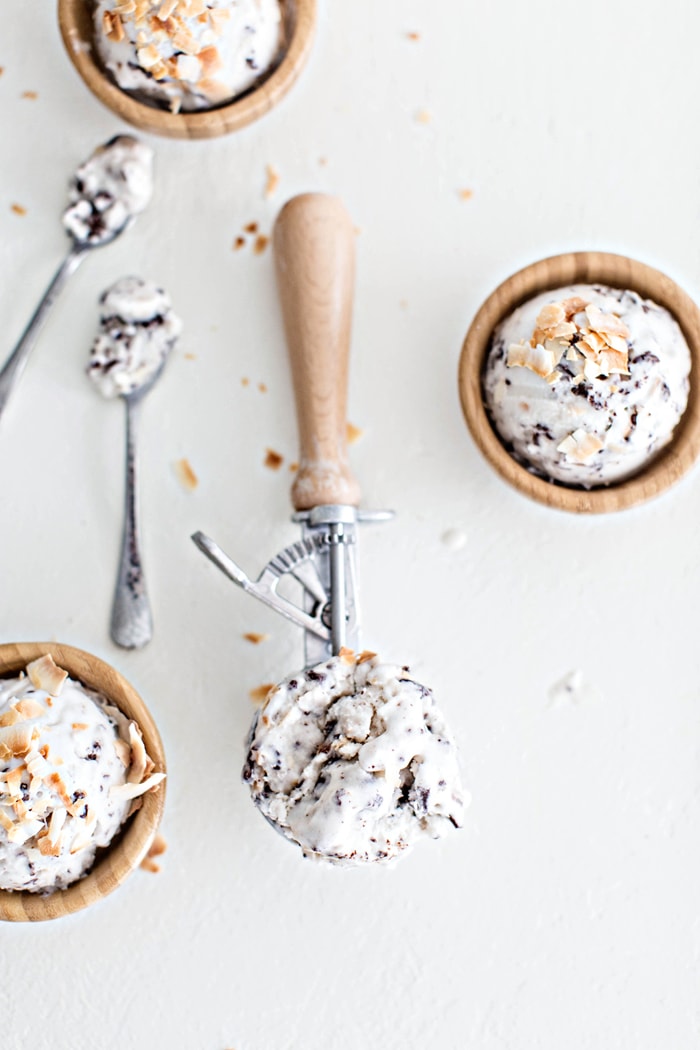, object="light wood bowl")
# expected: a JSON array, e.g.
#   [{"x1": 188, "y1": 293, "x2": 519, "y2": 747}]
[
  {"x1": 0, "y1": 642, "x2": 166, "y2": 922},
  {"x1": 58, "y1": 0, "x2": 316, "y2": 140},
  {"x1": 458, "y1": 252, "x2": 700, "y2": 513}
]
